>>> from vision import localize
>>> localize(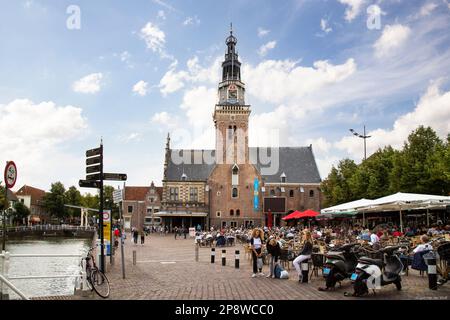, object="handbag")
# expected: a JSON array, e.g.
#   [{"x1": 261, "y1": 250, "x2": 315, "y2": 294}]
[{"x1": 257, "y1": 257, "x2": 263, "y2": 269}]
